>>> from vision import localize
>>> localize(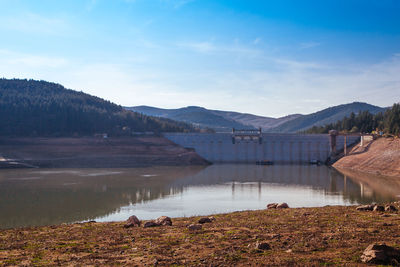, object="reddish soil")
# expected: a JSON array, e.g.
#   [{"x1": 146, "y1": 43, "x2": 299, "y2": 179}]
[
  {"x1": 334, "y1": 137, "x2": 400, "y2": 177},
  {"x1": 0, "y1": 137, "x2": 209, "y2": 168},
  {"x1": 1, "y1": 204, "x2": 400, "y2": 266}
]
